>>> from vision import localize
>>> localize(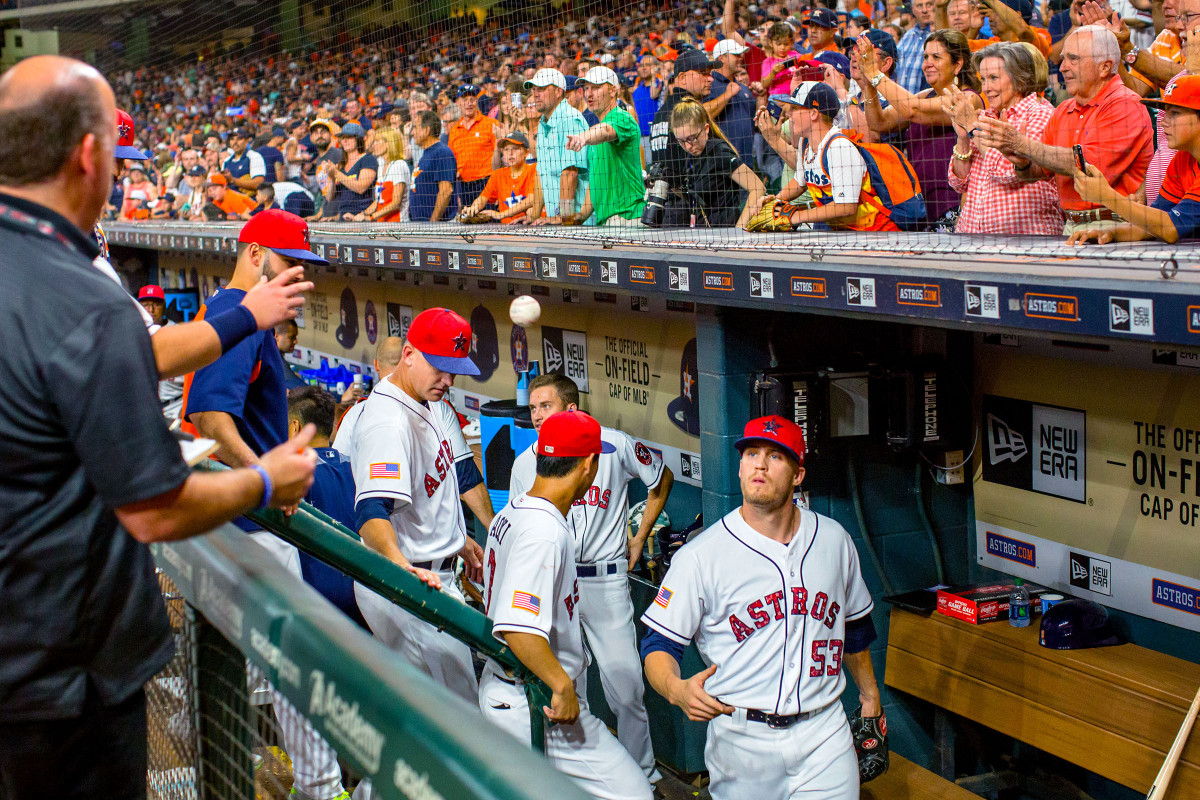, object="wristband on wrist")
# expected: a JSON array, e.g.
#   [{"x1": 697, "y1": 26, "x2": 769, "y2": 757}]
[
  {"x1": 207, "y1": 304, "x2": 258, "y2": 353},
  {"x1": 248, "y1": 463, "x2": 273, "y2": 510}
]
